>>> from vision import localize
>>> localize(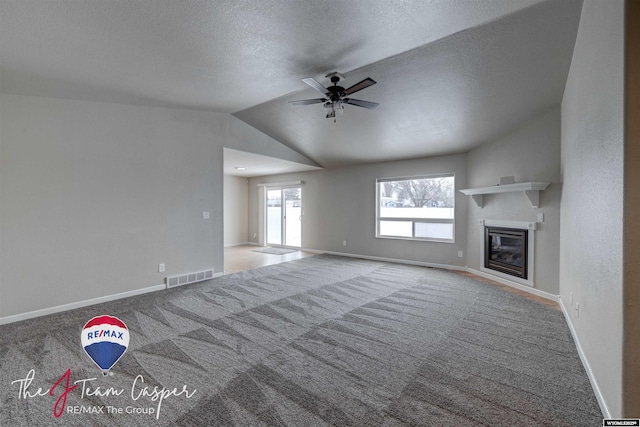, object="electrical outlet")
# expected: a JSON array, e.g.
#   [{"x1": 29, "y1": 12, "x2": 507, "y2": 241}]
[
  {"x1": 458, "y1": 250, "x2": 463, "y2": 258},
  {"x1": 202, "y1": 211, "x2": 210, "y2": 219},
  {"x1": 252, "y1": 233, "x2": 257, "y2": 240},
  {"x1": 343, "y1": 240, "x2": 347, "y2": 246},
  {"x1": 158, "y1": 263, "x2": 165, "y2": 273},
  {"x1": 537, "y1": 213, "x2": 544, "y2": 222}
]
